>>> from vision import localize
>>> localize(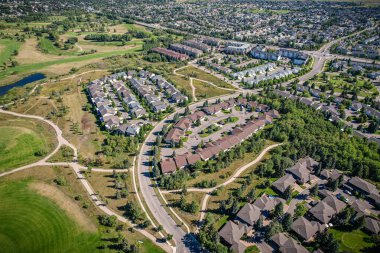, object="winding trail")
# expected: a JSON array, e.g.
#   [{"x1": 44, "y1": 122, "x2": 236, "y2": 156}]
[
  {"x1": 189, "y1": 78, "x2": 197, "y2": 102},
  {"x1": 0, "y1": 109, "x2": 173, "y2": 253},
  {"x1": 160, "y1": 143, "x2": 282, "y2": 223}
]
